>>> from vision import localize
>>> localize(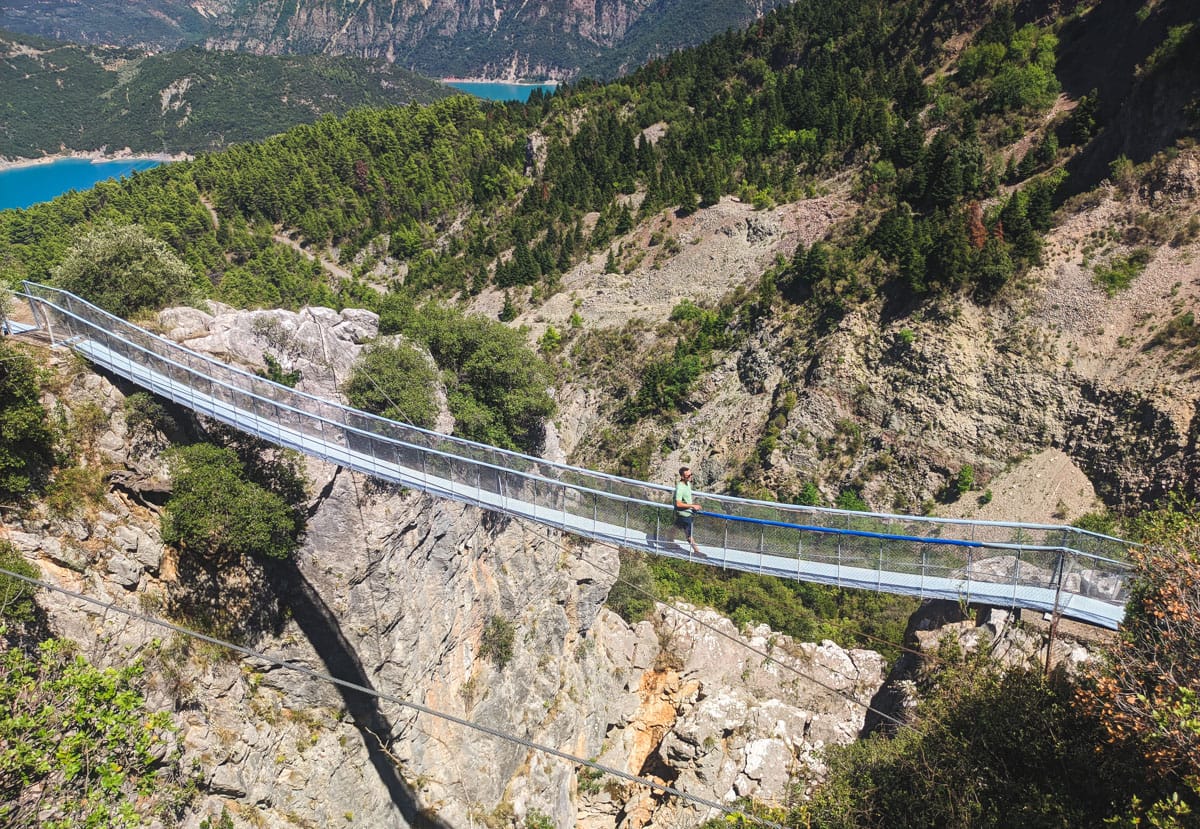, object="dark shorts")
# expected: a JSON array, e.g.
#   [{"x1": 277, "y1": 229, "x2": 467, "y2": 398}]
[{"x1": 673, "y1": 513, "x2": 694, "y2": 536}]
